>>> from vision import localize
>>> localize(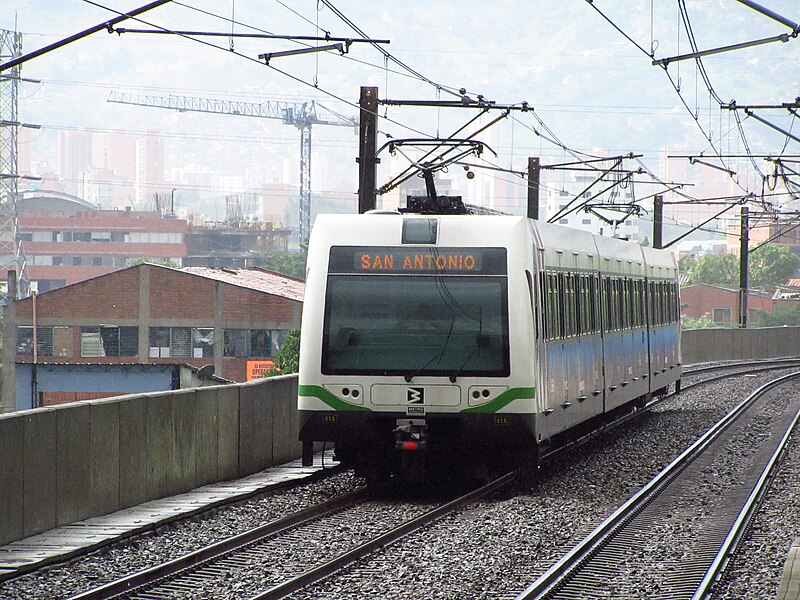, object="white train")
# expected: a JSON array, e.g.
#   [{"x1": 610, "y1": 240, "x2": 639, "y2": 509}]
[{"x1": 298, "y1": 210, "x2": 681, "y2": 481}]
